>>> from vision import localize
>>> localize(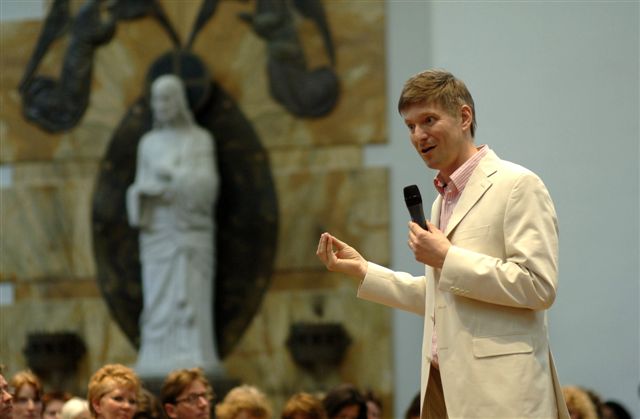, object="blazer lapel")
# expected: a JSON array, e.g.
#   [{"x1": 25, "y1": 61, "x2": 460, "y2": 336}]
[{"x1": 444, "y1": 150, "x2": 499, "y2": 237}]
